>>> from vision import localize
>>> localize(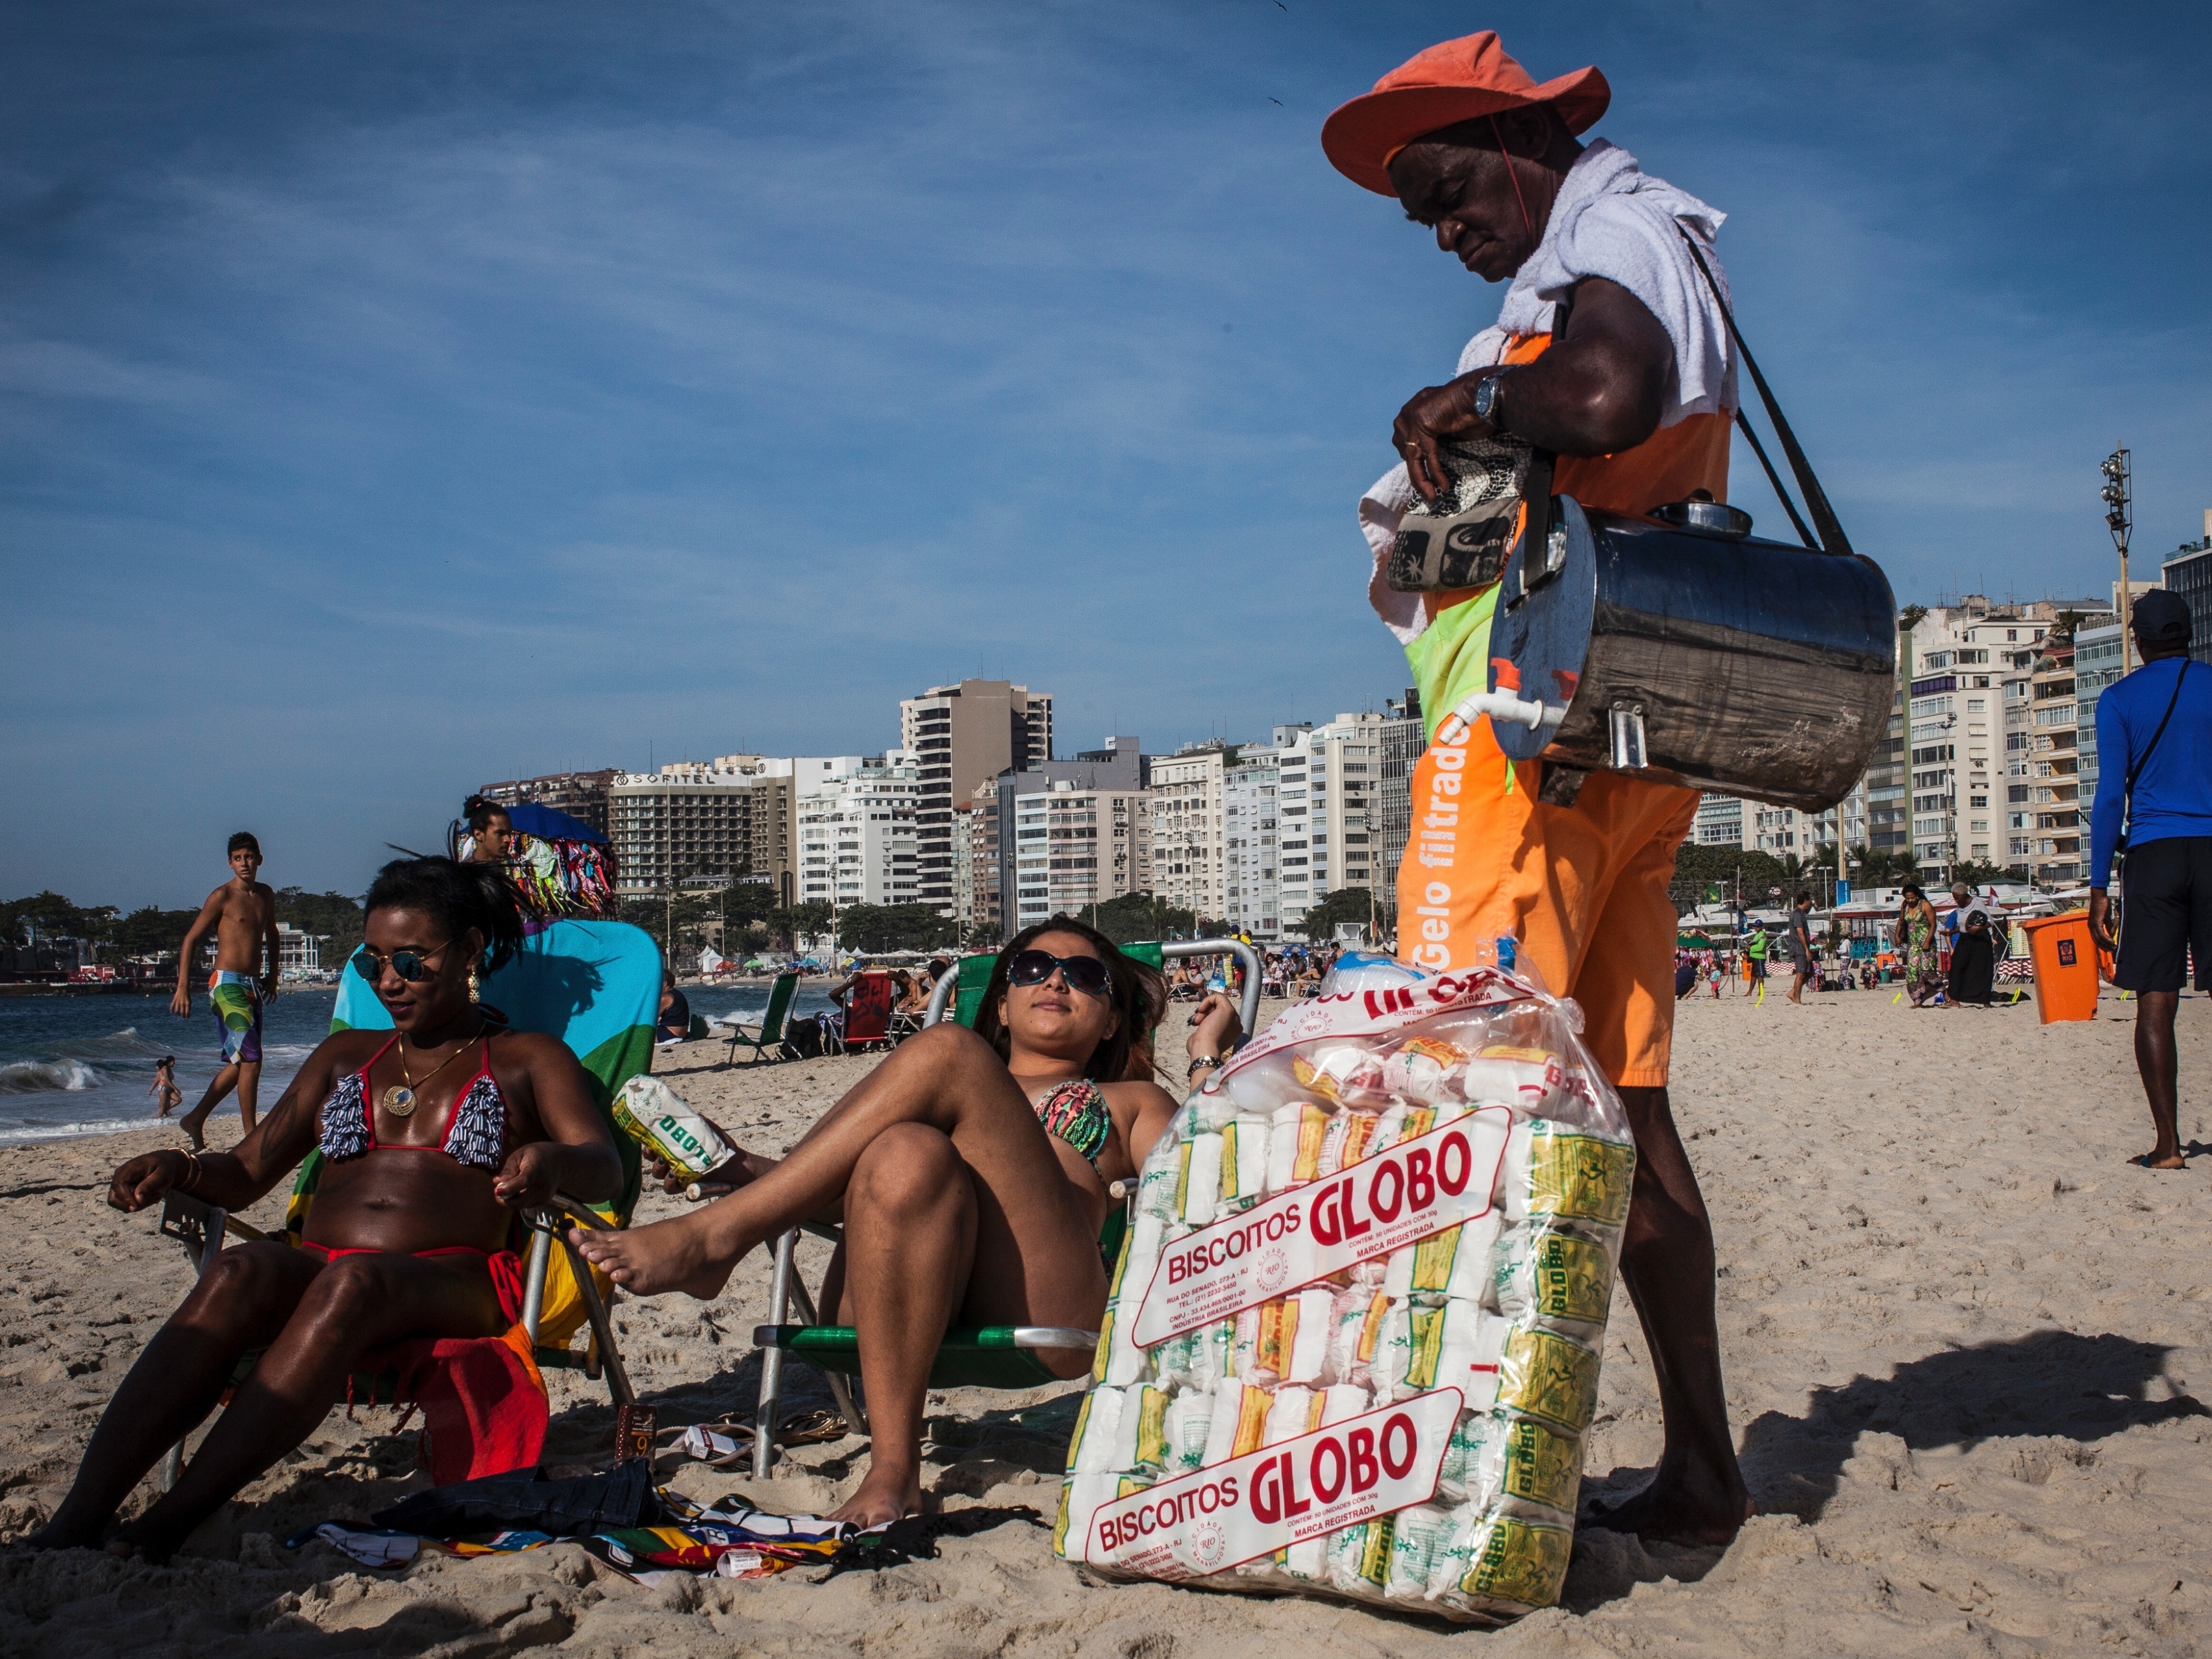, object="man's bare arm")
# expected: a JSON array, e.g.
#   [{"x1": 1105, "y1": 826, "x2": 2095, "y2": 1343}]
[
  {"x1": 169, "y1": 889, "x2": 225, "y2": 1014},
  {"x1": 1391, "y1": 276, "x2": 1676, "y2": 501},
  {"x1": 259, "y1": 887, "x2": 282, "y2": 997}
]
